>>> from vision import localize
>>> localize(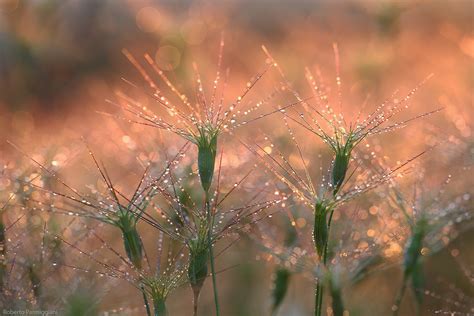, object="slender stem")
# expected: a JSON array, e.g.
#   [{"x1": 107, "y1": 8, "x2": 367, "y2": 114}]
[
  {"x1": 318, "y1": 285, "x2": 324, "y2": 316},
  {"x1": 325, "y1": 208, "x2": 336, "y2": 265},
  {"x1": 140, "y1": 284, "x2": 152, "y2": 316},
  {"x1": 206, "y1": 195, "x2": 220, "y2": 316},
  {"x1": 315, "y1": 281, "x2": 323, "y2": 316},
  {"x1": 393, "y1": 276, "x2": 408, "y2": 316},
  {"x1": 192, "y1": 287, "x2": 200, "y2": 316}
]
